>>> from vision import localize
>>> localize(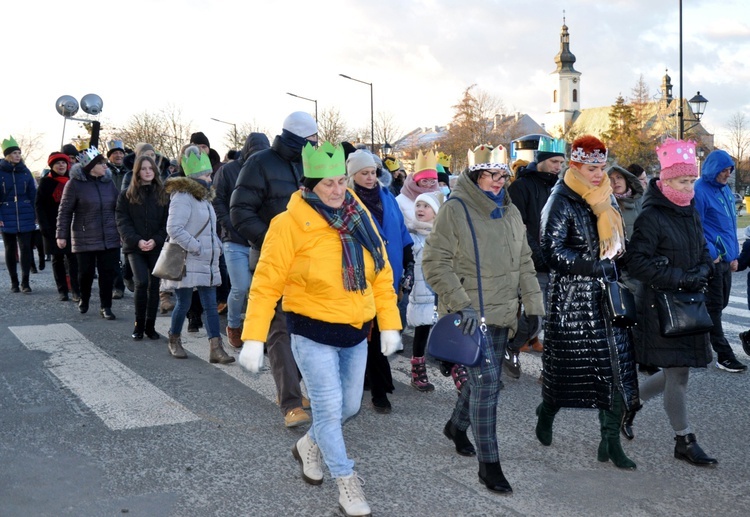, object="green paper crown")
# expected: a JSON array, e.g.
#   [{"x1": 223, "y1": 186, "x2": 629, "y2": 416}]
[
  {"x1": 538, "y1": 136, "x2": 566, "y2": 154},
  {"x1": 302, "y1": 142, "x2": 346, "y2": 179},
  {"x1": 2, "y1": 135, "x2": 19, "y2": 153},
  {"x1": 181, "y1": 149, "x2": 212, "y2": 176}
]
